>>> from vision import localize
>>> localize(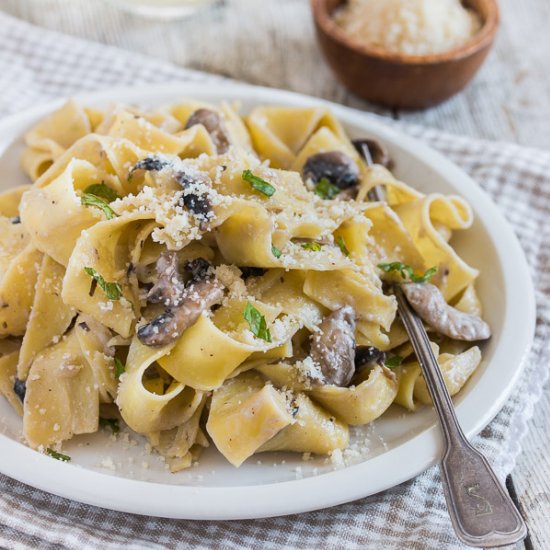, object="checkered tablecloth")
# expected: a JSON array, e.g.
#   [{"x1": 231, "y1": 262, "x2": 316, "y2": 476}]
[{"x1": 0, "y1": 10, "x2": 548, "y2": 550}]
